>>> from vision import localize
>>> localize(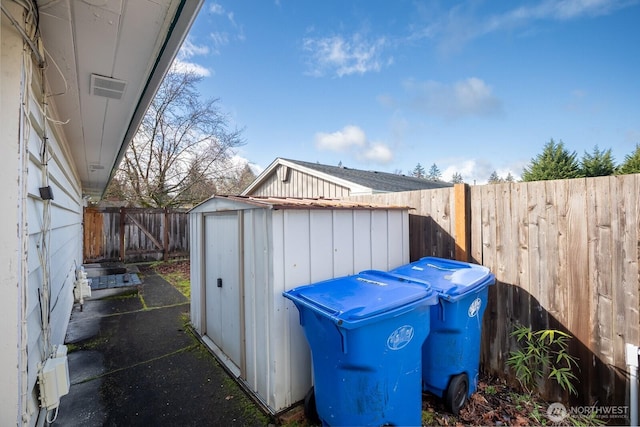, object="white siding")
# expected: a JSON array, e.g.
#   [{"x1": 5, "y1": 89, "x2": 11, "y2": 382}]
[
  {"x1": 241, "y1": 208, "x2": 274, "y2": 407},
  {"x1": 1, "y1": 12, "x2": 83, "y2": 425},
  {"x1": 189, "y1": 212, "x2": 204, "y2": 332},
  {"x1": 190, "y1": 197, "x2": 410, "y2": 413},
  {"x1": 0, "y1": 6, "x2": 24, "y2": 424},
  {"x1": 250, "y1": 165, "x2": 352, "y2": 198}
]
